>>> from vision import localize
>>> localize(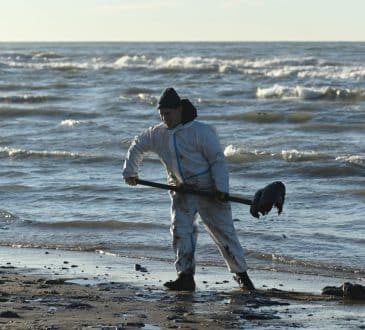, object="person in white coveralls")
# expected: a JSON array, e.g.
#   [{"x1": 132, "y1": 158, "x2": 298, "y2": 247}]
[{"x1": 122, "y1": 87, "x2": 255, "y2": 291}]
